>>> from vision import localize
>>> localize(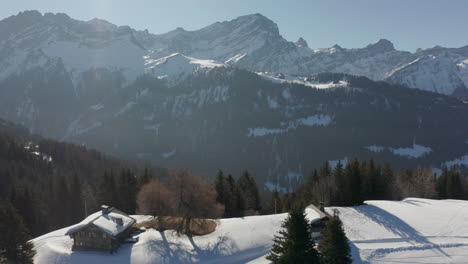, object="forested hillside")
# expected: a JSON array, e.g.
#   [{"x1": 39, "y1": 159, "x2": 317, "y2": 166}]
[{"x1": 0, "y1": 119, "x2": 167, "y2": 236}]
